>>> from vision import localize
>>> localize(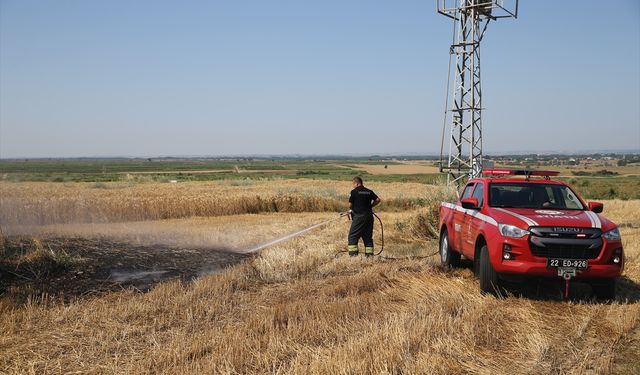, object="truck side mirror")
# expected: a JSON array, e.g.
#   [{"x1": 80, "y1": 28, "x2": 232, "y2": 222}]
[
  {"x1": 461, "y1": 197, "x2": 479, "y2": 210},
  {"x1": 588, "y1": 201, "x2": 604, "y2": 213}
]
